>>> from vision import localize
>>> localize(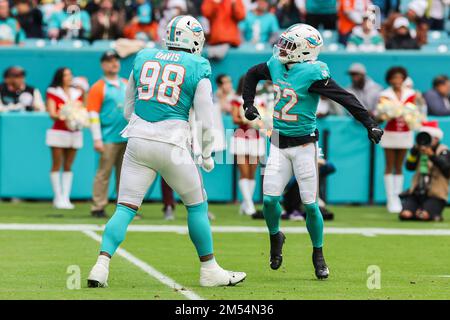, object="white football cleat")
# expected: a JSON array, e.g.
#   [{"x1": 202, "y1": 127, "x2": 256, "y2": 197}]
[
  {"x1": 200, "y1": 266, "x2": 246, "y2": 287},
  {"x1": 87, "y1": 262, "x2": 109, "y2": 288}
]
